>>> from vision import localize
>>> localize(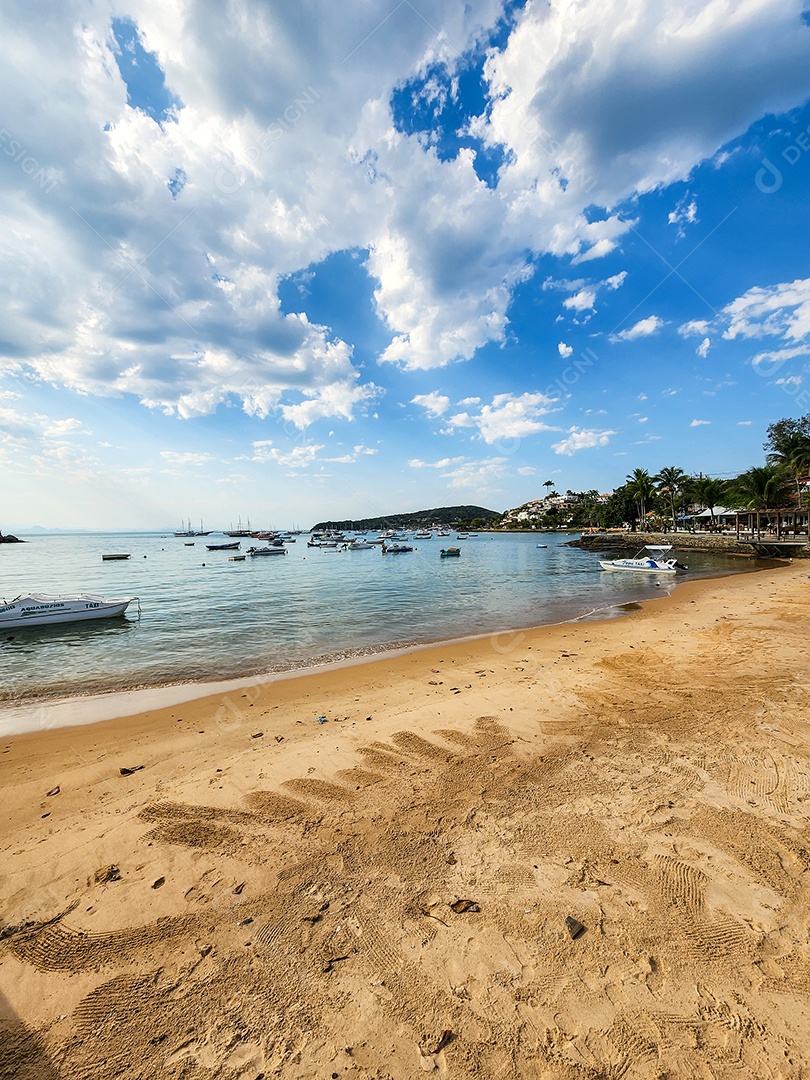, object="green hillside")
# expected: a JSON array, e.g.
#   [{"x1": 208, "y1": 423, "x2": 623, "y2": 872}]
[{"x1": 310, "y1": 505, "x2": 501, "y2": 531}]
